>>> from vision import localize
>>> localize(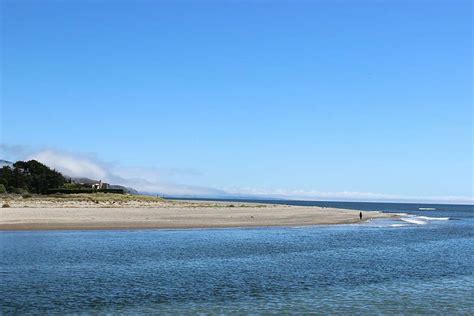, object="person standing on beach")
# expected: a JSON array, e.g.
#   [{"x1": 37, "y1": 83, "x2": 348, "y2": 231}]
[{"x1": 359, "y1": 212, "x2": 363, "y2": 220}]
